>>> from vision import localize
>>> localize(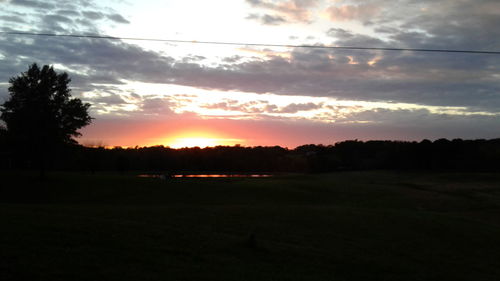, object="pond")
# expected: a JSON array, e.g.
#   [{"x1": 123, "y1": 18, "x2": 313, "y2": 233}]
[{"x1": 138, "y1": 174, "x2": 273, "y2": 179}]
